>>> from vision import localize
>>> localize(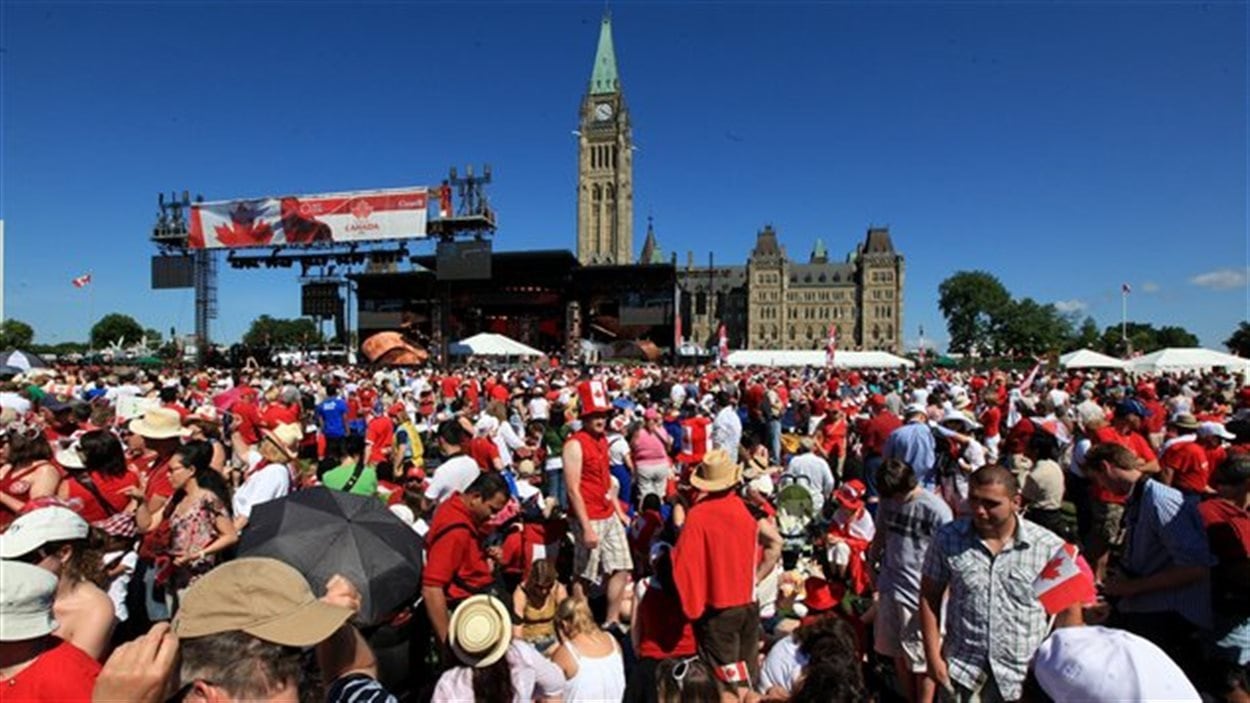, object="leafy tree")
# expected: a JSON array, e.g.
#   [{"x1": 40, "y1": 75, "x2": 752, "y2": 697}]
[
  {"x1": 243, "y1": 315, "x2": 322, "y2": 348},
  {"x1": 1097, "y1": 322, "x2": 1199, "y2": 356},
  {"x1": 1225, "y1": 321, "x2": 1250, "y2": 357},
  {"x1": 0, "y1": 319, "x2": 35, "y2": 349},
  {"x1": 997, "y1": 298, "x2": 1073, "y2": 357},
  {"x1": 937, "y1": 271, "x2": 1012, "y2": 355},
  {"x1": 1070, "y1": 316, "x2": 1101, "y2": 350},
  {"x1": 142, "y1": 328, "x2": 163, "y2": 346},
  {"x1": 91, "y1": 314, "x2": 145, "y2": 350}
]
